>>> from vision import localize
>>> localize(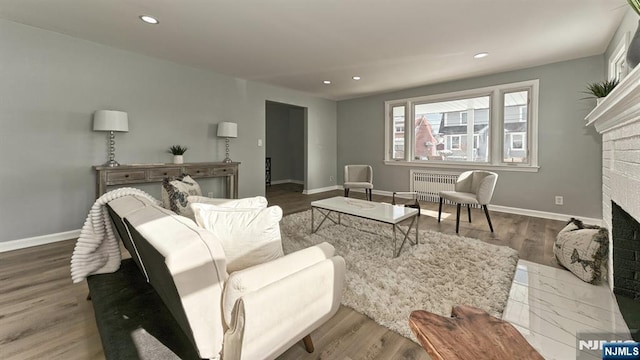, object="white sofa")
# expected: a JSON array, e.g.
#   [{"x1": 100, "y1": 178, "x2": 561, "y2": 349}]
[{"x1": 106, "y1": 195, "x2": 346, "y2": 360}]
